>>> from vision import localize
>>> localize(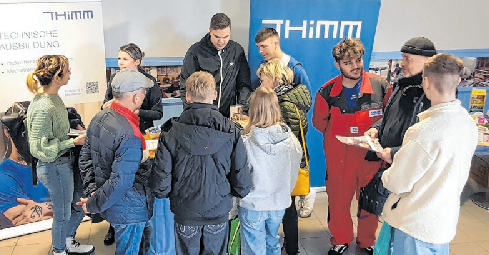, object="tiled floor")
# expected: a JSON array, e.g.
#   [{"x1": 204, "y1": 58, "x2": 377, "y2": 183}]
[{"x1": 1, "y1": 180, "x2": 489, "y2": 255}]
